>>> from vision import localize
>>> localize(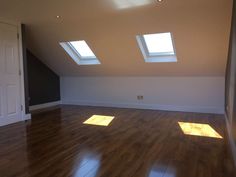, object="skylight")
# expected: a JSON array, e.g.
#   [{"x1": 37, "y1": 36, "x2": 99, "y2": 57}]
[
  {"x1": 143, "y1": 33, "x2": 174, "y2": 55},
  {"x1": 136, "y1": 32, "x2": 177, "y2": 63},
  {"x1": 70, "y1": 41, "x2": 96, "y2": 58},
  {"x1": 60, "y1": 40, "x2": 100, "y2": 65}
]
